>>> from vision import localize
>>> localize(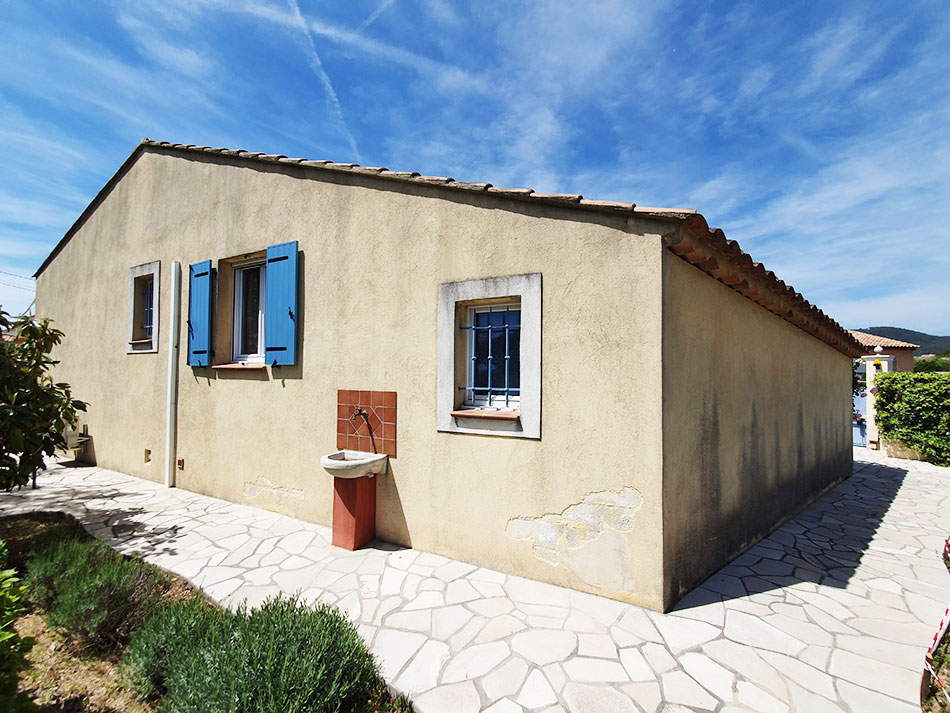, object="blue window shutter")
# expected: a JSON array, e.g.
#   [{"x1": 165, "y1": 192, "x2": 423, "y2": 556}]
[
  {"x1": 187, "y1": 260, "x2": 212, "y2": 366},
  {"x1": 265, "y1": 241, "x2": 298, "y2": 366}
]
